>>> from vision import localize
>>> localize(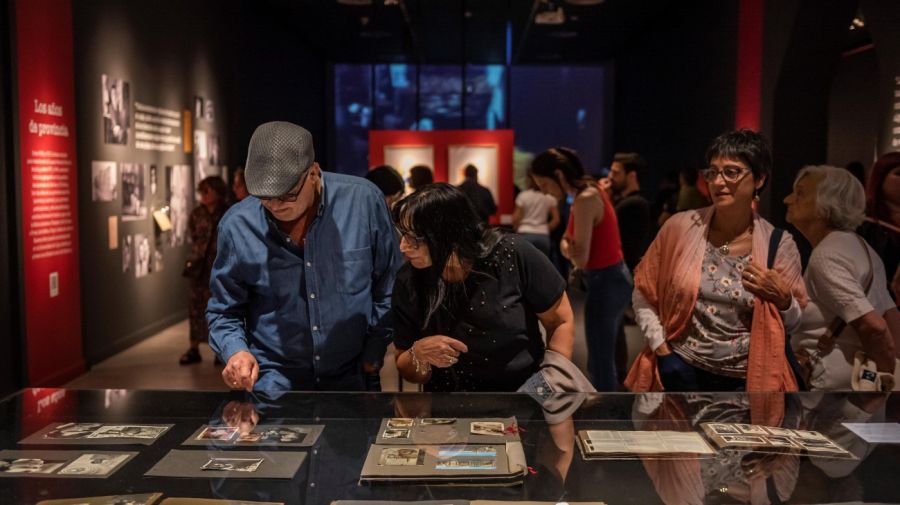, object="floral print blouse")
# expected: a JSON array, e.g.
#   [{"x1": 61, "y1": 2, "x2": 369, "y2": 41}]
[{"x1": 671, "y1": 241, "x2": 756, "y2": 377}]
